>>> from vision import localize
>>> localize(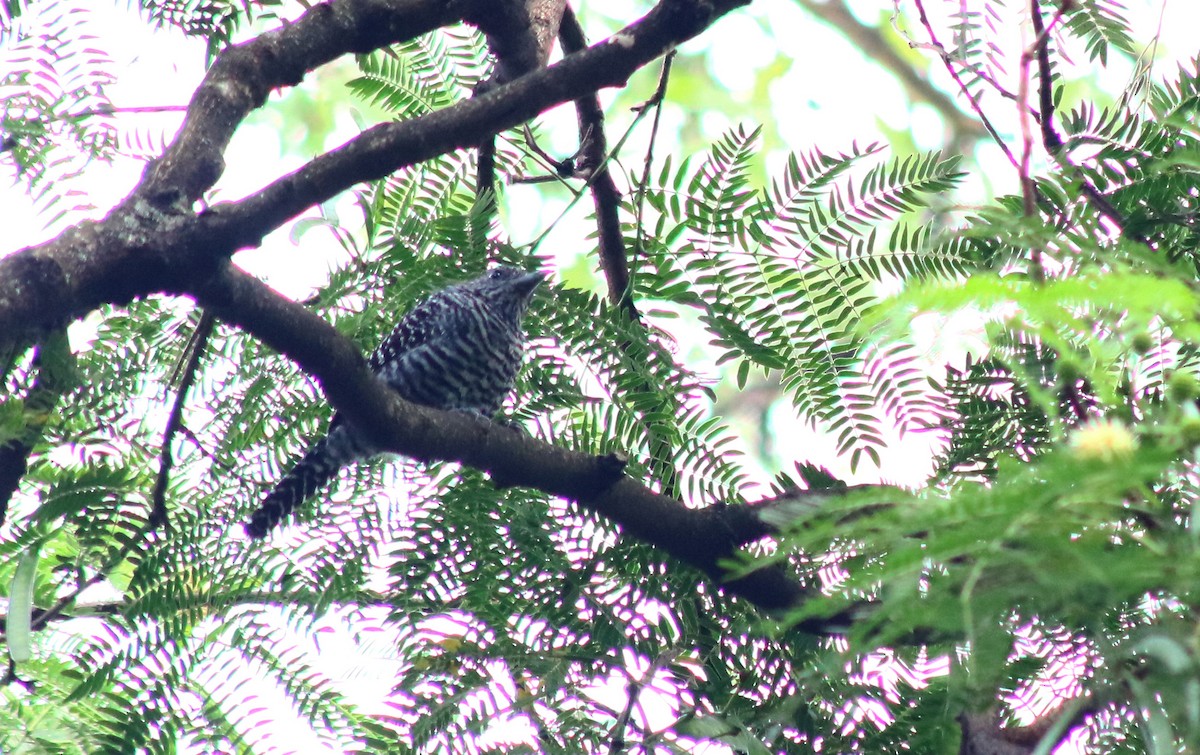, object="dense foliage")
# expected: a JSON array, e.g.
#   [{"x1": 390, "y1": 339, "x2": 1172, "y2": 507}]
[{"x1": 2, "y1": 0, "x2": 1200, "y2": 752}]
